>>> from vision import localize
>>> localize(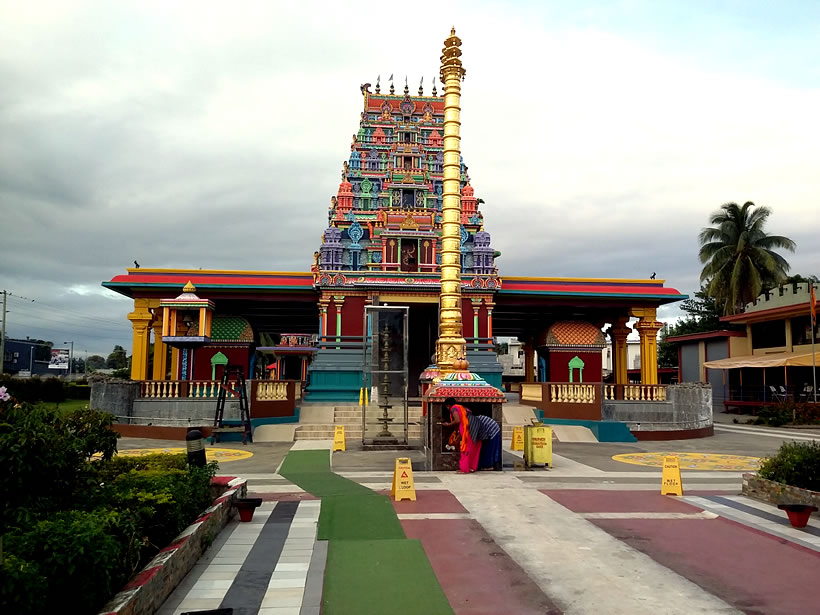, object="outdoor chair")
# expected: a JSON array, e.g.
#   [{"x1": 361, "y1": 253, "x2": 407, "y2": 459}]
[{"x1": 769, "y1": 385, "x2": 785, "y2": 402}]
